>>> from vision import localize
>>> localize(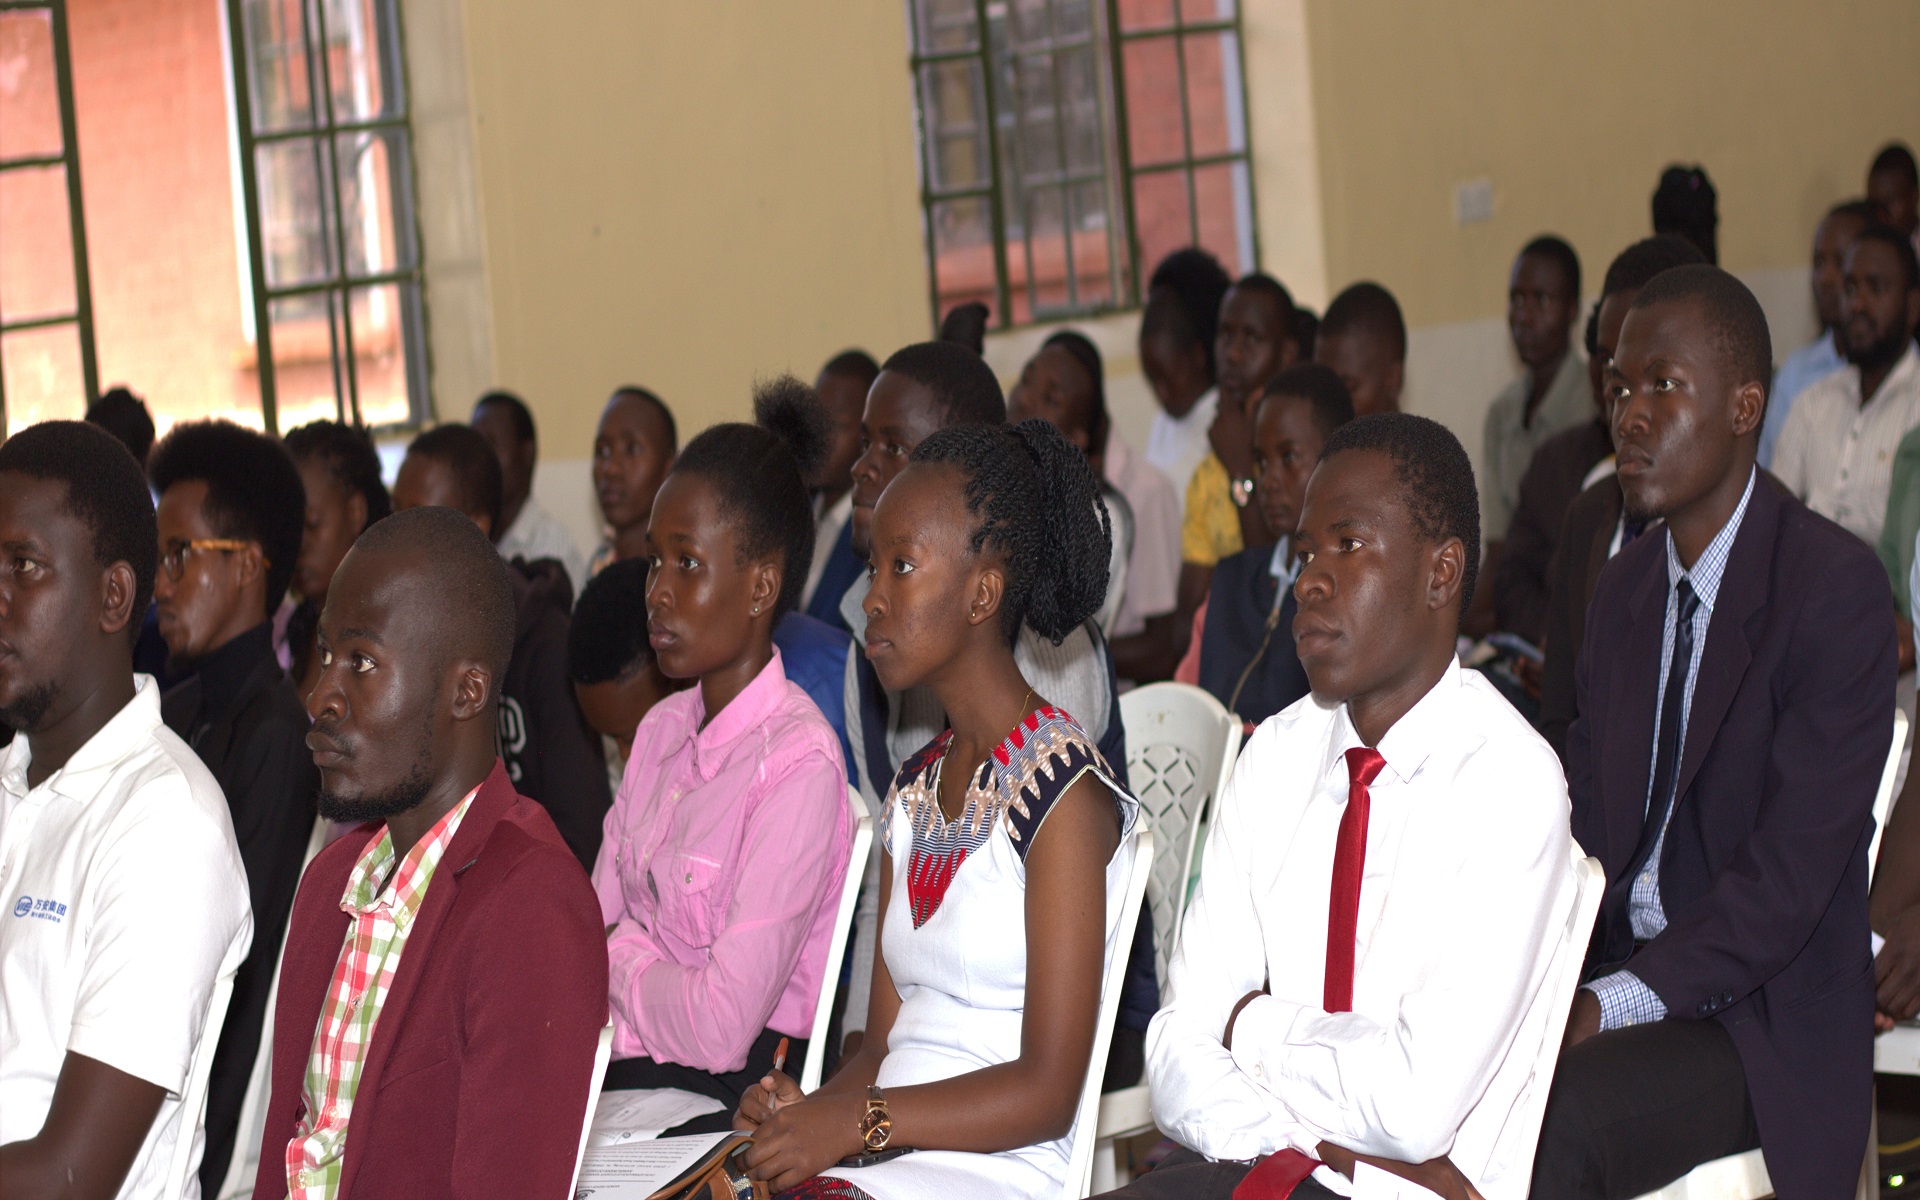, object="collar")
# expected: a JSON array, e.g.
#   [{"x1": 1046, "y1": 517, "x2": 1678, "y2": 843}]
[
  {"x1": 1173, "y1": 387, "x2": 1220, "y2": 431},
  {"x1": 1267, "y1": 537, "x2": 1296, "y2": 588},
  {"x1": 1323, "y1": 656, "x2": 1462, "y2": 790},
  {"x1": 822, "y1": 490, "x2": 853, "y2": 530},
  {"x1": 1102, "y1": 432, "x2": 1137, "y2": 488},
  {"x1": 500, "y1": 496, "x2": 549, "y2": 546},
  {"x1": 1863, "y1": 341, "x2": 1920, "y2": 407},
  {"x1": 840, "y1": 573, "x2": 871, "y2": 642},
  {"x1": 662, "y1": 648, "x2": 793, "y2": 782},
  {"x1": 341, "y1": 785, "x2": 479, "y2": 924},
  {"x1": 3, "y1": 675, "x2": 166, "y2": 805},
  {"x1": 1663, "y1": 466, "x2": 1756, "y2": 613},
  {"x1": 184, "y1": 622, "x2": 277, "y2": 720}
]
